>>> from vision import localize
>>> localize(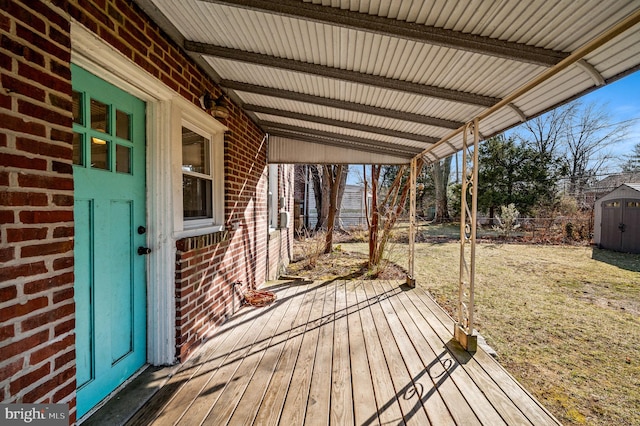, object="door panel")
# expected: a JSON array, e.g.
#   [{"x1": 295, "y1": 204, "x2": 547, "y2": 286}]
[
  {"x1": 621, "y1": 199, "x2": 640, "y2": 254},
  {"x1": 72, "y1": 65, "x2": 147, "y2": 418},
  {"x1": 109, "y1": 200, "x2": 135, "y2": 363},
  {"x1": 600, "y1": 200, "x2": 622, "y2": 251},
  {"x1": 74, "y1": 199, "x2": 94, "y2": 389}
]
